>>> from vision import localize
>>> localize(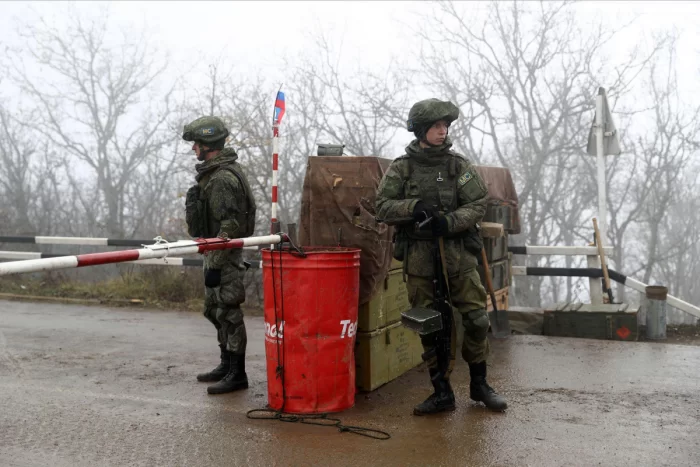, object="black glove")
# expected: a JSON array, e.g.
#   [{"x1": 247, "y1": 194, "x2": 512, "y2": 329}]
[
  {"x1": 204, "y1": 269, "x2": 222, "y2": 288},
  {"x1": 185, "y1": 185, "x2": 200, "y2": 204},
  {"x1": 412, "y1": 200, "x2": 438, "y2": 225},
  {"x1": 431, "y1": 215, "x2": 450, "y2": 237}
]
